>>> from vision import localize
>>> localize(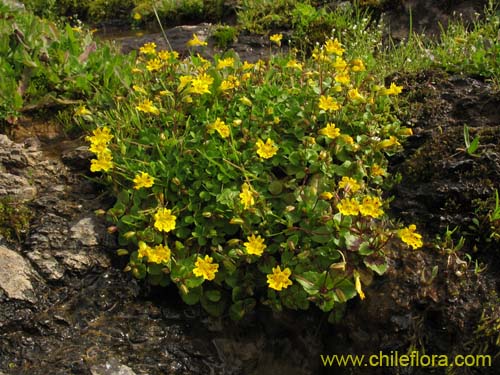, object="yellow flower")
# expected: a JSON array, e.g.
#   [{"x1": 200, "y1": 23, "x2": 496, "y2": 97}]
[
  {"x1": 354, "y1": 271, "x2": 365, "y2": 300},
  {"x1": 89, "y1": 141, "x2": 107, "y2": 155},
  {"x1": 333, "y1": 57, "x2": 347, "y2": 71},
  {"x1": 159, "y1": 89, "x2": 173, "y2": 97},
  {"x1": 189, "y1": 73, "x2": 213, "y2": 95},
  {"x1": 240, "y1": 96, "x2": 252, "y2": 106},
  {"x1": 244, "y1": 234, "x2": 266, "y2": 256},
  {"x1": 400, "y1": 127, "x2": 413, "y2": 136},
  {"x1": 384, "y1": 82, "x2": 403, "y2": 95},
  {"x1": 136, "y1": 99, "x2": 160, "y2": 115},
  {"x1": 338, "y1": 176, "x2": 361, "y2": 193},
  {"x1": 256, "y1": 138, "x2": 278, "y2": 159},
  {"x1": 154, "y1": 207, "x2": 176, "y2": 233},
  {"x1": 133, "y1": 12, "x2": 142, "y2": 21},
  {"x1": 147, "y1": 244, "x2": 171, "y2": 264},
  {"x1": 133, "y1": 85, "x2": 147, "y2": 95},
  {"x1": 319, "y1": 123, "x2": 340, "y2": 139},
  {"x1": 371, "y1": 164, "x2": 386, "y2": 177},
  {"x1": 178, "y1": 75, "x2": 193, "y2": 92},
  {"x1": 146, "y1": 58, "x2": 163, "y2": 72},
  {"x1": 90, "y1": 150, "x2": 113, "y2": 172},
  {"x1": 220, "y1": 75, "x2": 240, "y2": 91},
  {"x1": 286, "y1": 59, "x2": 303, "y2": 70},
  {"x1": 86, "y1": 127, "x2": 113, "y2": 155},
  {"x1": 241, "y1": 72, "x2": 252, "y2": 81},
  {"x1": 320, "y1": 192, "x2": 334, "y2": 200},
  {"x1": 242, "y1": 61, "x2": 255, "y2": 70},
  {"x1": 359, "y1": 196, "x2": 384, "y2": 218},
  {"x1": 209, "y1": 118, "x2": 230, "y2": 138},
  {"x1": 340, "y1": 134, "x2": 355, "y2": 145},
  {"x1": 398, "y1": 224, "x2": 423, "y2": 249},
  {"x1": 335, "y1": 72, "x2": 350, "y2": 85},
  {"x1": 351, "y1": 58, "x2": 366, "y2": 72},
  {"x1": 158, "y1": 50, "x2": 178, "y2": 61},
  {"x1": 138, "y1": 241, "x2": 151, "y2": 259},
  {"x1": 187, "y1": 33, "x2": 207, "y2": 47},
  {"x1": 347, "y1": 88, "x2": 365, "y2": 102},
  {"x1": 319, "y1": 95, "x2": 341, "y2": 112},
  {"x1": 133, "y1": 172, "x2": 154, "y2": 189},
  {"x1": 75, "y1": 105, "x2": 91, "y2": 116},
  {"x1": 270, "y1": 33, "x2": 283, "y2": 46},
  {"x1": 379, "y1": 135, "x2": 401, "y2": 149},
  {"x1": 239, "y1": 183, "x2": 255, "y2": 209},
  {"x1": 337, "y1": 198, "x2": 360, "y2": 216},
  {"x1": 86, "y1": 126, "x2": 113, "y2": 146},
  {"x1": 324, "y1": 38, "x2": 344, "y2": 55},
  {"x1": 267, "y1": 266, "x2": 292, "y2": 291},
  {"x1": 193, "y1": 255, "x2": 219, "y2": 280},
  {"x1": 139, "y1": 42, "x2": 157, "y2": 55},
  {"x1": 216, "y1": 57, "x2": 235, "y2": 70}
]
